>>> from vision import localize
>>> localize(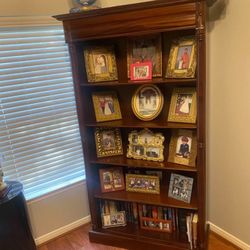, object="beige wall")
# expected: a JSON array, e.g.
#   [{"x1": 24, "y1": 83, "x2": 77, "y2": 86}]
[
  {"x1": 207, "y1": 0, "x2": 250, "y2": 244},
  {"x1": 27, "y1": 182, "x2": 89, "y2": 238},
  {"x1": 0, "y1": 0, "x2": 151, "y2": 16},
  {"x1": 1, "y1": 0, "x2": 250, "y2": 245}
]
